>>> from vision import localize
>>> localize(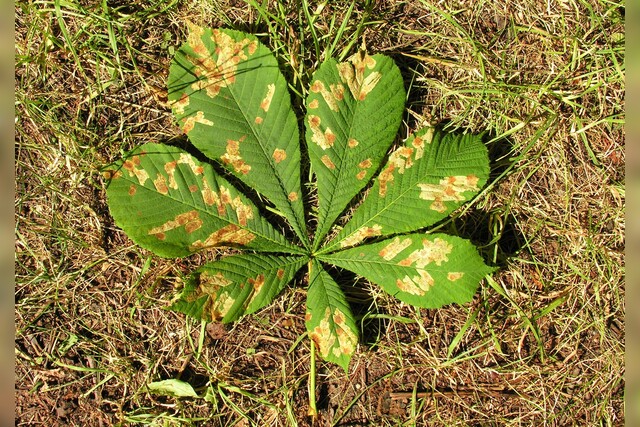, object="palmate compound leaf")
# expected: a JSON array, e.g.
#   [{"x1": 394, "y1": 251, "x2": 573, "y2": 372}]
[
  {"x1": 319, "y1": 234, "x2": 495, "y2": 308},
  {"x1": 319, "y1": 127, "x2": 490, "y2": 253},
  {"x1": 305, "y1": 259, "x2": 359, "y2": 371},
  {"x1": 305, "y1": 52, "x2": 405, "y2": 251},
  {"x1": 104, "y1": 143, "x2": 304, "y2": 257},
  {"x1": 170, "y1": 254, "x2": 307, "y2": 323},
  {"x1": 104, "y1": 25, "x2": 496, "y2": 371},
  {"x1": 168, "y1": 25, "x2": 308, "y2": 248}
]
